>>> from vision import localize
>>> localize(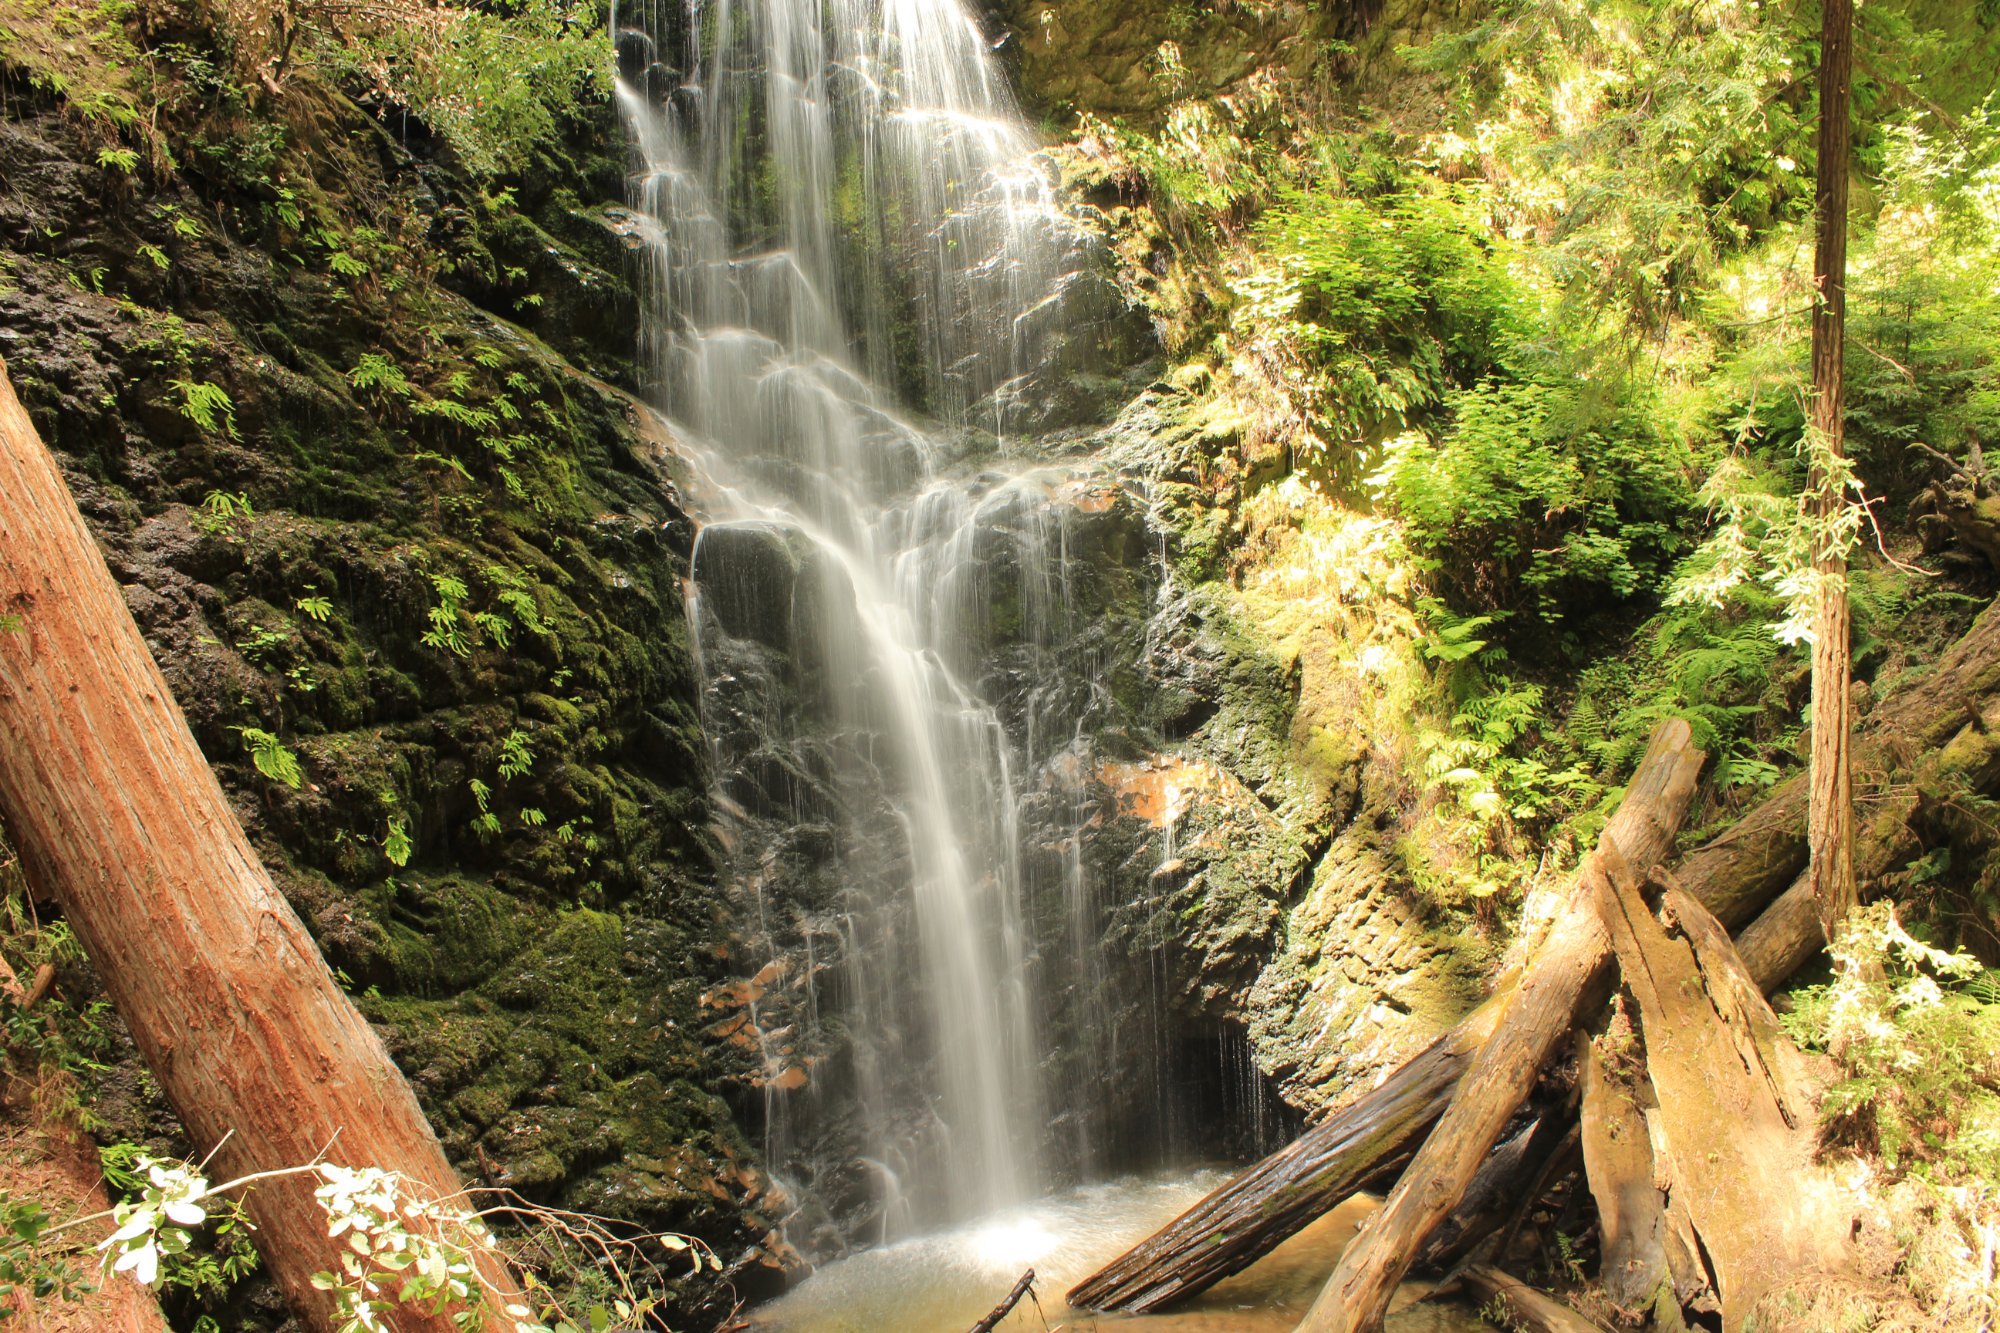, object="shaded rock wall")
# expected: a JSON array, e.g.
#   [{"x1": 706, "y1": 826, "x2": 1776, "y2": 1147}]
[{"x1": 0, "y1": 39, "x2": 787, "y2": 1320}]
